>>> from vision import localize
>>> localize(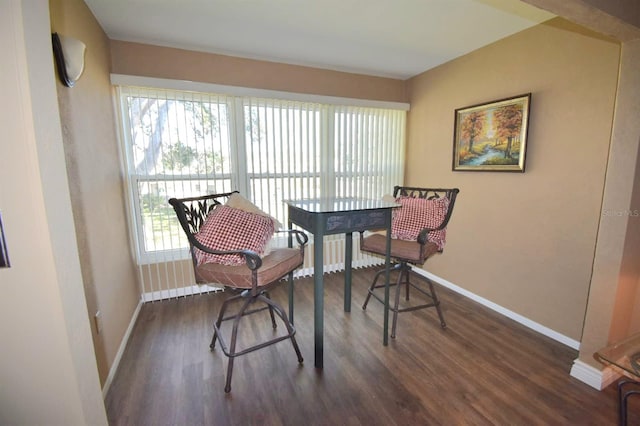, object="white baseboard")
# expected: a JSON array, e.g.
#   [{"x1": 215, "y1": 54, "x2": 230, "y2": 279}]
[
  {"x1": 570, "y1": 359, "x2": 619, "y2": 390},
  {"x1": 414, "y1": 268, "x2": 622, "y2": 390},
  {"x1": 143, "y1": 284, "x2": 222, "y2": 302},
  {"x1": 101, "y1": 298, "x2": 143, "y2": 399},
  {"x1": 108, "y1": 266, "x2": 602, "y2": 394},
  {"x1": 412, "y1": 267, "x2": 582, "y2": 350}
]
